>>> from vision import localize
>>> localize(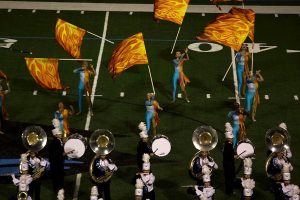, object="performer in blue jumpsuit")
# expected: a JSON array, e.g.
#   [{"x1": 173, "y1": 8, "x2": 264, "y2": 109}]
[
  {"x1": 235, "y1": 45, "x2": 250, "y2": 96},
  {"x1": 172, "y1": 48, "x2": 190, "y2": 103},
  {"x1": 73, "y1": 61, "x2": 95, "y2": 115},
  {"x1": 145, "y1": 93, "x2": 155, "y2": 134}
]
